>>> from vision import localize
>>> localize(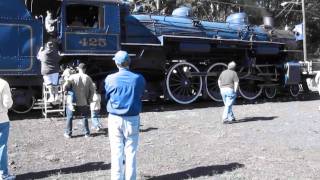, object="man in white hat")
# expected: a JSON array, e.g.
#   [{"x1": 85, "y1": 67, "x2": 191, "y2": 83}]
[
  {"x1": 218, "y1": 61, "x2": 239, "y2": 124},
  {"x1": 104, "y1": 50, "x2": 145, "y2": 180}
]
